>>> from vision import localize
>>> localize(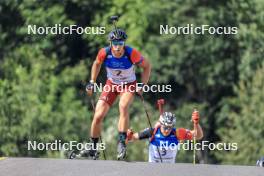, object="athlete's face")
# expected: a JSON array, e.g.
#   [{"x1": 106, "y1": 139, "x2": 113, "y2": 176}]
[
  {"x1": 161, "y1": 125, "x2": 173, "y2": 136},
  {"x1": 111, "y1": 40, "x2": 125, "y2": 56}
]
